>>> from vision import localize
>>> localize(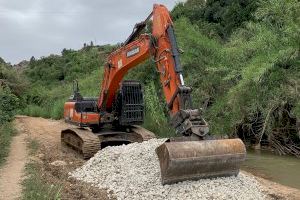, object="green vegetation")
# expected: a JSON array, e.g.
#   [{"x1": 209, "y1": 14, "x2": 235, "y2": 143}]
[
  {"x1": 21, "y1": 45, "x2": 107, "y2": 119},
  {"x1": 22, "y1": 162, "x2": 61, "y2": 200},
  {"x1": 0, "y1": 59, "x2": 23, "y2": 123},
  {"x1": 173, "y1": 0, "x2": 300, "y2": 155},
  {"x1": 0, "y1": 122, "x2": 16, "y2": 166},
  {"x1": 0, "y1": 58, "x2": 27, "y2": 96},
  {"x1": 25, "y1": 45, "x2": 112, "y2": 85},
  {"x1": 128, "y1": 0, "x2": 300, "y2": 154},
  {"x1": 0, "y1": 87, "x2": 19, "y2": 124},
  {"x1": 1, "y1": 0, "x2": 299, "y2": 155},
  {"x1": 172, "y1": 0, "x2": 258, "y2": 39},
  {"x1": 143, "y1": 81, "x2": 174, "y2": 137},
  {"x1": 0, "y1": 59, "x2": 22, "y2": 166},
  {"x1": 22, "y1": 139, "x2": 62, "y2": 200}
]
